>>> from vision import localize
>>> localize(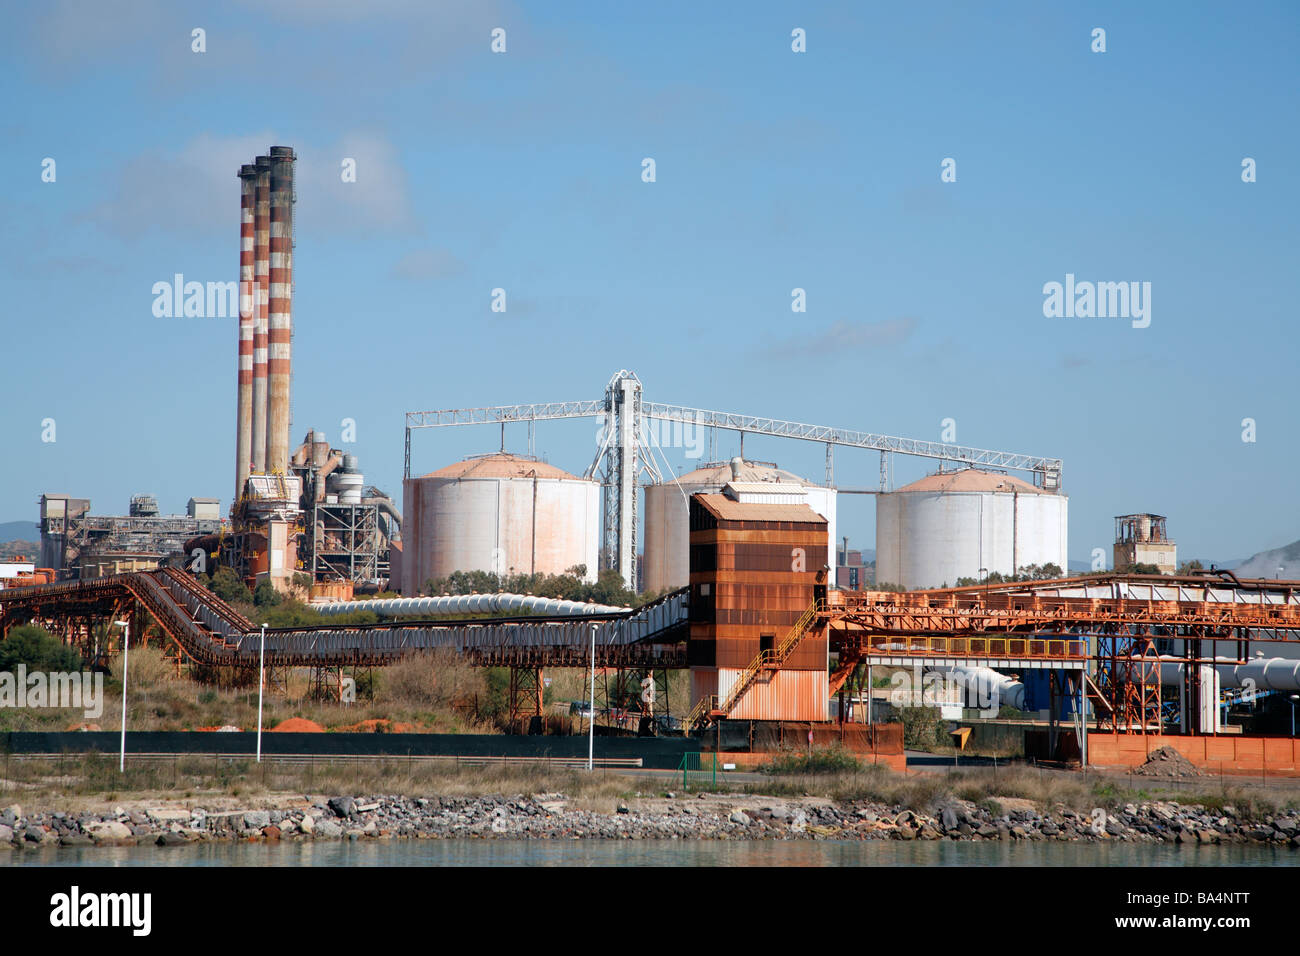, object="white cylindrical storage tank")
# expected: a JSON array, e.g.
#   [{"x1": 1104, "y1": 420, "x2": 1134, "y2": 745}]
[
  {"x1": 875, "y1": 469, "x2": 1067, "y2": 590},
  {"x1": 401, "y1": 453, "x2": 600, "y2": 595},
  {"x1": 642, "y1": 459, "x2": 837, "y2": 593}
]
